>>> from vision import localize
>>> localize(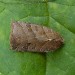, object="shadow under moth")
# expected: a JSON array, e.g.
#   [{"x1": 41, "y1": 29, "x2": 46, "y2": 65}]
[{"x1": 10, "y1": 21, "x2": 64, "y2": 52}]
